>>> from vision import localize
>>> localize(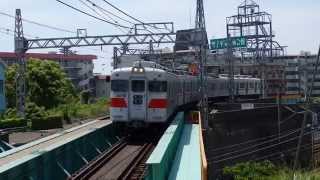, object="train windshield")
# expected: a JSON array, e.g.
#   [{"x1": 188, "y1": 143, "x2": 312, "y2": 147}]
[
  {"x1": 111, "y1": 80, "x2": 128, "y2": 92},
  {"x1": 131, "y1": 80, "x2": 145, "y2": 92},
  {"x1": 148, "y1": 81, "x2": 167, "y2": 92}
]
